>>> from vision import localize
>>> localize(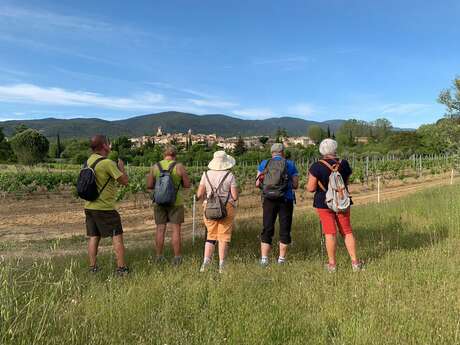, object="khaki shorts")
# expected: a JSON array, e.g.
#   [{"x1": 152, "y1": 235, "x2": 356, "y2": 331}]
[
  {"x1": 204, "y1": 204, "x2": 235, "y2": 243},
  {"x1": 154, "y1": 204, "x2": 185, "y2": 225}
]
